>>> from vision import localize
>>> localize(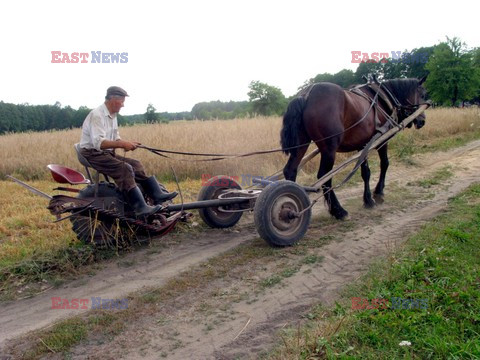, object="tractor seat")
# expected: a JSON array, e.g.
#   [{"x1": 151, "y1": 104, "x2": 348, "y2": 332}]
[
  {"x1": 47, "y1": 164, "x2": 90, "y2": 185},
  {"x1": 74, "y1": 143, "x2": 111, "y2": 184},
  {"x1": 74, "y1": 143, "x2": 95, "y2": 169}
]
